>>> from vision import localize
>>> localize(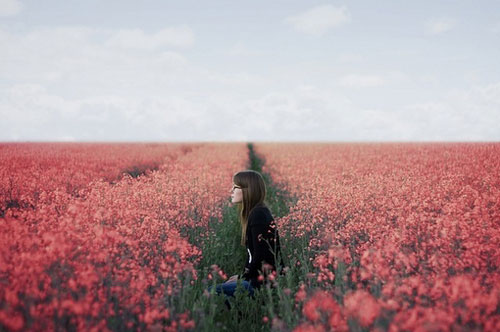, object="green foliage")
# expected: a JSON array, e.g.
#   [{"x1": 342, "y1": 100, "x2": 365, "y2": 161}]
[{"x1": 170, "y1": 143, "x2": 327, "y2": 331}]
